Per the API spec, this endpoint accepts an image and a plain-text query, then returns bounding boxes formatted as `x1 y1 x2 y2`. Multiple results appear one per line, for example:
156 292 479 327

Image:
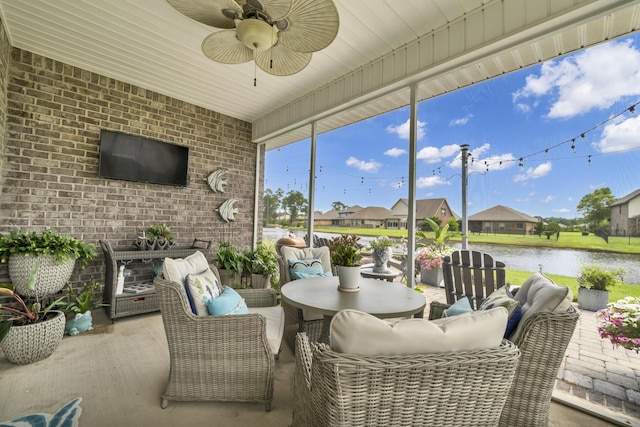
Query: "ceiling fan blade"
202 31 253 64
255 43 311 76
277 0 339 53
261 0 293 21
167 0 242 29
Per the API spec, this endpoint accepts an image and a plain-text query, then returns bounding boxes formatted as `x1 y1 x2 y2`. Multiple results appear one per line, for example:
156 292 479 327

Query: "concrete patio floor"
1 286 639 427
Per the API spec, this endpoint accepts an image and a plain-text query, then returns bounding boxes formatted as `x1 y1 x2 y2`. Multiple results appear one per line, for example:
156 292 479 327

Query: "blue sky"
265 33 640 219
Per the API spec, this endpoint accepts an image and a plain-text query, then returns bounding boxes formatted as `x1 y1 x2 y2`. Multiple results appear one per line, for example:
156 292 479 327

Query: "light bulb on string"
630 105 636 114
588 155 592 165
361 177 364 185
518 158 524 170
368 188 371 194
285 165 289 173
570 139 576 153
544 149 549 156
319 165 323 173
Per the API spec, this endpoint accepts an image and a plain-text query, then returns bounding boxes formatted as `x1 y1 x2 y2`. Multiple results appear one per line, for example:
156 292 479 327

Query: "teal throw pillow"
288 258 332 280
443 297 473 317
205 287 249 316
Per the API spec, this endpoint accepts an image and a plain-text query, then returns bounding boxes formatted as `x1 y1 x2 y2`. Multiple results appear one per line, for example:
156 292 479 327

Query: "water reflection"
263 228 640 284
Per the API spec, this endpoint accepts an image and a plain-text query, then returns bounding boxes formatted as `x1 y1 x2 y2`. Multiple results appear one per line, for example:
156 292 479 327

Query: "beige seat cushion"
330 307 508 356
249 306 285 355
510 272 573 342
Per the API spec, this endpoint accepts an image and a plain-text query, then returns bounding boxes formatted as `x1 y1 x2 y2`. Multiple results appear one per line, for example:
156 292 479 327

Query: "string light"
588 155 592 165
518 158 524 170
570 139 576 153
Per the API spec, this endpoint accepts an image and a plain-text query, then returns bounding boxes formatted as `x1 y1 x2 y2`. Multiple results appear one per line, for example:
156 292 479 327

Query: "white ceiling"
0 0 639 149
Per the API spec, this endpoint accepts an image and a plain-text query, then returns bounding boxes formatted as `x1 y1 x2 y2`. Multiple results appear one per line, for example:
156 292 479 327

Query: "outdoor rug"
0 397 81 427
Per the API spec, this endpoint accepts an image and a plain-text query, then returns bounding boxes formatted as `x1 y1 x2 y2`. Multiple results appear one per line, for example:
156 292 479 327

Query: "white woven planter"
578 287 609 311
8 254 76 297
251 273 272 289
0 310 65 364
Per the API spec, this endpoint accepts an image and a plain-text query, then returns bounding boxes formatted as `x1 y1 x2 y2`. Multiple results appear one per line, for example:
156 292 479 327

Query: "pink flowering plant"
415 244 454 271
596 297 640 353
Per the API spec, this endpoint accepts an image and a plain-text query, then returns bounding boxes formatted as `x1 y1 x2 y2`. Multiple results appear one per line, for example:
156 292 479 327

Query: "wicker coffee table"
281 276 426 343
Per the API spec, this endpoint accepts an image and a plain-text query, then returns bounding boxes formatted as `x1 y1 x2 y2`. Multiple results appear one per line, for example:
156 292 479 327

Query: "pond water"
263 227 640 284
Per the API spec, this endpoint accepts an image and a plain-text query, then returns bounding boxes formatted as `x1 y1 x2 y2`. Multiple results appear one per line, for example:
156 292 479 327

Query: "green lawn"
305 227 640 255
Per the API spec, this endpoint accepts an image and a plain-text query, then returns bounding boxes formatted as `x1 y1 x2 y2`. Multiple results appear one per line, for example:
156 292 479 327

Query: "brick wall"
0 19 9 196
0 43 262 286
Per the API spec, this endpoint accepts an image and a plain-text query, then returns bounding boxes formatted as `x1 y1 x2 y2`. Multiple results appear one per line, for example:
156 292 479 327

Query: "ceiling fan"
167 0 339 77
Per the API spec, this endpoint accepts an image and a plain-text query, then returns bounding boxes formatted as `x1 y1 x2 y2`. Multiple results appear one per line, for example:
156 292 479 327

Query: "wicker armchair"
154 275 278 411
278 246 332 350
499 306 579 427
293 333 520 427
428 276 579 427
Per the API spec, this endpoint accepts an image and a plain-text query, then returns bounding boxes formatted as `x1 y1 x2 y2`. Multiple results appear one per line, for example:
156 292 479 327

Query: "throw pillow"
205 286 249 316
186 268 224 316
163 251 210 313
288 258 333 280
330 308 508 356
443 296 473 317
505 305 523 338
479 286 520 318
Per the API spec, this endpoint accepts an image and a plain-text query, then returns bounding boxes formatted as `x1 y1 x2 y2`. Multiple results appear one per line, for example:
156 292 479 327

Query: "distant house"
610 189 640 236
388 198 458 230
314 205 391 228
468 205 539 235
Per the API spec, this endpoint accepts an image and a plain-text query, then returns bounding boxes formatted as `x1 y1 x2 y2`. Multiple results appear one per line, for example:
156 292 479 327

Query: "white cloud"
528 192 536 197
553 208 572 214
541 195 556 204
384 147 406 157
513 161 552 182
516 196 534 202
386 119 426 140
417 144 459 164
416 176 449 189
456 144 517 173
593 115 640 153
589 182 606 190
513 39 640 118
345 156 381 173
449 114 473 126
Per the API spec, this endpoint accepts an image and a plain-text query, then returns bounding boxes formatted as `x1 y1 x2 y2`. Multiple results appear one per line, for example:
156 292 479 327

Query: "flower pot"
372 247 393 274
337 265 360 292
65 310 94 336
0 310 65 364
578 287 609 311
217 269 235 288
9 254 75 297
251 273 272 289
420 267 444 287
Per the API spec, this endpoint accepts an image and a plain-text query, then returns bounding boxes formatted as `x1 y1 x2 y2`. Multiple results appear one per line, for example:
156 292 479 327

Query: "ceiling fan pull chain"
254 61 257 87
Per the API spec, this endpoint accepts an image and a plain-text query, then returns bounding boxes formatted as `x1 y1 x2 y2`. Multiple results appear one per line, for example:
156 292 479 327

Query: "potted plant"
246 241 278 289
59 281 107 336
596 296 640 353
577 263 625 311
215 242 247 287
327 234 364 292
0 228 97 297
369 236 394 274
414 218 456 287
0 274 66 364
135 223 175 250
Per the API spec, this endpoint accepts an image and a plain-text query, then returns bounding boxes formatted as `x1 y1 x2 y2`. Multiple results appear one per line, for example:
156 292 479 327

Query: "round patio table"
281 276 426 343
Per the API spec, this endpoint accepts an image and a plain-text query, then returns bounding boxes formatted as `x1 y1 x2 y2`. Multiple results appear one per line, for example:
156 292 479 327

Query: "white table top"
281 276 426 318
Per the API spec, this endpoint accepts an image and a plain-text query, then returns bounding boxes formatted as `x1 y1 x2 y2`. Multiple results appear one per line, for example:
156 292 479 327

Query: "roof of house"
393 198 459 220
468 205 539 223
611 189 640 207
346 206 393 220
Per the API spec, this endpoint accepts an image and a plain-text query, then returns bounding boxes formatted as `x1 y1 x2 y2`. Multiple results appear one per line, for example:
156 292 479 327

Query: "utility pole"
461 144 469 250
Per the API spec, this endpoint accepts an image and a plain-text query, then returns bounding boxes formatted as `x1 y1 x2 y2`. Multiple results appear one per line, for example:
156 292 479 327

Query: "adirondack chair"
441 250 506 310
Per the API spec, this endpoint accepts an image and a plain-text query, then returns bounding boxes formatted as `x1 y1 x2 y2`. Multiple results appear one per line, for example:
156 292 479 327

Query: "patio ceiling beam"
255 0 639 148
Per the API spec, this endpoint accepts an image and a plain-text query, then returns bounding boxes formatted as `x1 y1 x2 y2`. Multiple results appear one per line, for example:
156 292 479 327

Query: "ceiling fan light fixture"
236 18 276 51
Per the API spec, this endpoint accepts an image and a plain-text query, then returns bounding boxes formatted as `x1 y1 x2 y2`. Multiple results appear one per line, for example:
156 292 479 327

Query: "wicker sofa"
154 271 282 411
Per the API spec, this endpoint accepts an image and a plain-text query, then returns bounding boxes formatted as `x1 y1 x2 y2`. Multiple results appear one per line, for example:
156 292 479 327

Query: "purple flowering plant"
596 297 640 353
415 244 454 270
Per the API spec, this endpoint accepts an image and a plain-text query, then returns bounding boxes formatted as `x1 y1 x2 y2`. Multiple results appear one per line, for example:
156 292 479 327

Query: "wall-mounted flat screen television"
98 130 189 187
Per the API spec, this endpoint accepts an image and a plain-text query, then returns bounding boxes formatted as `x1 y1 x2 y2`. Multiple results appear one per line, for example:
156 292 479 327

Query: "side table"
360 267 400 282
